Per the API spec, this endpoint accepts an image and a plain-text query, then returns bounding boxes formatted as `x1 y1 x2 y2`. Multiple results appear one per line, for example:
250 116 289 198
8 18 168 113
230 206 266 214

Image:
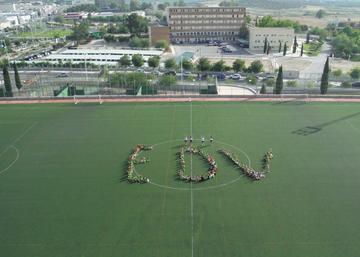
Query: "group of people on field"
184 136 214 145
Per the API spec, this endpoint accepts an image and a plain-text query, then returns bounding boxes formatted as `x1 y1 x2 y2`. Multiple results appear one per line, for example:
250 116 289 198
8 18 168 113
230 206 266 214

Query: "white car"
230 74 242 80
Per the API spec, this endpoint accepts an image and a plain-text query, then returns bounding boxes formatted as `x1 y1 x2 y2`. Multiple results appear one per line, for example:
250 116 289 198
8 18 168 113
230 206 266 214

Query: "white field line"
0 122 37 158
190 99 194 257
0 146 20 176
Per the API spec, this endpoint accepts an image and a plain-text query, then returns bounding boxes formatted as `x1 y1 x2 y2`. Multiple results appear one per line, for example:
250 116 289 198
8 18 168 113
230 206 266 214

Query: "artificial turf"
1 101 360 257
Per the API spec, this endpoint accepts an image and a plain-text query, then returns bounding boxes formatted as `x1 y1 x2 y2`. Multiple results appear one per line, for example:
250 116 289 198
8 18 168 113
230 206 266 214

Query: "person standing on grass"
201 136 205 145
190 136 193 143
210 136 214 144
184 136 188 144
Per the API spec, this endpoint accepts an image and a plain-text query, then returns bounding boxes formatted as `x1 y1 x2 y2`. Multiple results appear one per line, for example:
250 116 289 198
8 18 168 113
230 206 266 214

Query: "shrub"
246 74 257 85
341 81 352 88
286 80 298 87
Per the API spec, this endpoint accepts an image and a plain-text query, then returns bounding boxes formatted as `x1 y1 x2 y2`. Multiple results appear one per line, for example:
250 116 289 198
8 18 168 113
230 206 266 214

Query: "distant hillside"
217 0 360 9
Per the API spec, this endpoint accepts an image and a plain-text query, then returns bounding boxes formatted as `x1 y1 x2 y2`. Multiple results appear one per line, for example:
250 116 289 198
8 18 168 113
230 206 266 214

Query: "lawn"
1 101 360 257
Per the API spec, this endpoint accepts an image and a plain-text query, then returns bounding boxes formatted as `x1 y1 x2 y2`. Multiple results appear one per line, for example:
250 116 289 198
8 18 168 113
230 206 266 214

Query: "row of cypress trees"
263 36 304 57
1 60 22 97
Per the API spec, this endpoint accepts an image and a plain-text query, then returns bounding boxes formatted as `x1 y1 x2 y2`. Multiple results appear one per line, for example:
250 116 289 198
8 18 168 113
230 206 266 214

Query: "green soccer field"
1 101 360 257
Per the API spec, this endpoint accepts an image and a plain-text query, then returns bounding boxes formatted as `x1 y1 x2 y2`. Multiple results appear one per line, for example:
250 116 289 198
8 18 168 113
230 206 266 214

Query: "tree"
2 60 12 97
119 55 131 66
260 83 266 94
232 59 245 72
197 58 211 72
350 67 360 79
182 59 193 71
248 60 263 73
278 41 282 53
212 60 226 72
266 45 271 55
130 0 139 11
13 63 22 91
292 36 298 53
320 57 330 94
165 58 177 69
300 43 304 56
306 32 310 44
148 56 160 68
283 42 287 56
263 37 268 54
129 36 149 47
132 54 144 67
316 9 326 19
54 15 64 23
71 22 89 42
274 65 283 94
154 40 169 50
159 75 177 88
239 23 249 40
126 13 148 35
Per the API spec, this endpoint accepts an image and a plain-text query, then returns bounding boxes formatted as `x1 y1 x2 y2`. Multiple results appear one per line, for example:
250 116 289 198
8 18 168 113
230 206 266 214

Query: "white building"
33 48 164 66
249 27 294 52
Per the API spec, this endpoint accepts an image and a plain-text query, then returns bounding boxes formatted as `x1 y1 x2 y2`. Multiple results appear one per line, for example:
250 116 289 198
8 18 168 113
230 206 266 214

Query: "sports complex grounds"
1 96 360 257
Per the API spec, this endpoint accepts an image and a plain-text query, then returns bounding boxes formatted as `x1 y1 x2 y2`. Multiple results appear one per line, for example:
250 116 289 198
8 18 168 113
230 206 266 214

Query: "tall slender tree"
2 60 12 97
292 36 298 53
283 42 287 56
13 63 22 91
263 37 268 54
306 32 310 44
274 65 283 94
320 57 330 94
266 45 271 55
300 43 304 57
278 41 282 53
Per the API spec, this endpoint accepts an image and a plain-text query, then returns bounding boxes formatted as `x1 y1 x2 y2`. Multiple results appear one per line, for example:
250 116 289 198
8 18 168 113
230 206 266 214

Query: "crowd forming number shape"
125 144 274 184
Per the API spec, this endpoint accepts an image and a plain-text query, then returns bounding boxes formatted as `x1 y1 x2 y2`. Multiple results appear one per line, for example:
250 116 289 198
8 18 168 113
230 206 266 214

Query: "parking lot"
172 43 250 59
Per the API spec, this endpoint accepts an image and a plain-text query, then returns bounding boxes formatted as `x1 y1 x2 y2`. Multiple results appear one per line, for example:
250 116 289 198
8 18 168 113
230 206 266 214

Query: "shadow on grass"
292 111 360 136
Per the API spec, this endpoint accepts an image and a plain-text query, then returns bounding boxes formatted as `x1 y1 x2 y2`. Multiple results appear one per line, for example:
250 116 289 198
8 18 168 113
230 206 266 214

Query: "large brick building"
167 7 246 44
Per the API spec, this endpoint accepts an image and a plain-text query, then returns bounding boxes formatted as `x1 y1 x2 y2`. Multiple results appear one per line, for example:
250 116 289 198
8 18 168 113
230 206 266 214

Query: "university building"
167 7 246 44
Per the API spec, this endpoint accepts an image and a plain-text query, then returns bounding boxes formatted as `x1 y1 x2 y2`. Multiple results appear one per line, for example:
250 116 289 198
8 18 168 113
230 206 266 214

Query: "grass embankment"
18 29 72 38
304 41 323 56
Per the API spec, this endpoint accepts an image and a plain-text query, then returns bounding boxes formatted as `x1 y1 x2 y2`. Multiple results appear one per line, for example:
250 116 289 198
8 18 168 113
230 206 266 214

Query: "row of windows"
169 8 244 13
254 40 289 46
255 34 293 37
61 53 159 57
171 31 238 36
169 19 243 25
253 40 290 44
169 14 244 19
170 25 240 30
172 37 237 43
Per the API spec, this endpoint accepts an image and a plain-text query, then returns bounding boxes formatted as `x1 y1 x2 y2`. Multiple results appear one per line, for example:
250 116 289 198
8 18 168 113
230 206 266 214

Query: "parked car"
208 41 217 46
222 47 232 53
230 74 242 80
352 81 360 88
216 73 226 80
164 70 176 76
56 73 69 78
